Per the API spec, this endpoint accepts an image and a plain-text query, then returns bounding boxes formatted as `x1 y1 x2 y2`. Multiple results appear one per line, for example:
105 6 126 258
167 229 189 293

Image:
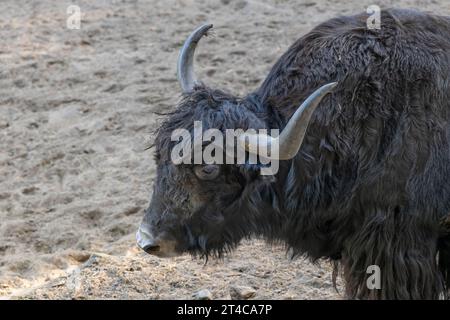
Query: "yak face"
136 88 270 258
137 158 259 258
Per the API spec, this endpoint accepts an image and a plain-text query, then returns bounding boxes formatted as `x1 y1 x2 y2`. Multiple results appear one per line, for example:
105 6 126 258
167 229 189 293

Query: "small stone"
229 286 256 300
298 275 314 284
68 250 92 263
51 278 67 288
194 289 212 300
0 121 9 129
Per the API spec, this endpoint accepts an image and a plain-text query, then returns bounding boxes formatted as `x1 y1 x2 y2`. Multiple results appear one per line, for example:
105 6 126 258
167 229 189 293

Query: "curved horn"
177 24 213 92
240 82 338 160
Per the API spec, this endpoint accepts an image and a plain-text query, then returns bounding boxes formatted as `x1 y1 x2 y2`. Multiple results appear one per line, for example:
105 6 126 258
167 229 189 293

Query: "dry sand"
1 0 449 299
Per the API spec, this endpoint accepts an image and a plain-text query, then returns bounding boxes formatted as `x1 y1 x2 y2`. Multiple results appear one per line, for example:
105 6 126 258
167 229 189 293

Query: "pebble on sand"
229 285 256 300
193 289 213 300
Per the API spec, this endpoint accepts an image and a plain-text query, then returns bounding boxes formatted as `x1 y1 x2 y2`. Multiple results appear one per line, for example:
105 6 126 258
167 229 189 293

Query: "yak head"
136 24 336 258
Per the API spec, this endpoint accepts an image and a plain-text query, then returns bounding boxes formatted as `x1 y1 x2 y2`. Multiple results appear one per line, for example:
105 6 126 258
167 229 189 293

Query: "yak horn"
177 24 213 92
240 82 338 160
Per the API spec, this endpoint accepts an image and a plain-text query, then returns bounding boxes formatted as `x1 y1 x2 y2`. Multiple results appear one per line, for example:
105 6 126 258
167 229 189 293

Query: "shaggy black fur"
144 9 450 299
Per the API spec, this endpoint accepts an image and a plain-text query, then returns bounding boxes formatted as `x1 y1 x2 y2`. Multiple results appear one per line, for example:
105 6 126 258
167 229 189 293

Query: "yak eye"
194 165 220 180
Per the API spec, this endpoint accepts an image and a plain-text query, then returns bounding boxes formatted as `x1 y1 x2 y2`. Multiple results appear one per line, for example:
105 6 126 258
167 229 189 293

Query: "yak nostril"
143 244 161 254
136 226 160 254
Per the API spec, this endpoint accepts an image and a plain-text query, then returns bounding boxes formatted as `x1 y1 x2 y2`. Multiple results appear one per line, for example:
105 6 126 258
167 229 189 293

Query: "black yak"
137 9 450 299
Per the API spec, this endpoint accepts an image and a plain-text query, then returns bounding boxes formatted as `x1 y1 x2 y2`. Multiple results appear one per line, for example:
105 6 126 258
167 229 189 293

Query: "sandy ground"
1 0 449 300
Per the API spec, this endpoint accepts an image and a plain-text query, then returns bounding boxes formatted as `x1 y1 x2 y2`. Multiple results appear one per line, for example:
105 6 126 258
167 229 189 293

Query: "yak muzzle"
136 224 180 258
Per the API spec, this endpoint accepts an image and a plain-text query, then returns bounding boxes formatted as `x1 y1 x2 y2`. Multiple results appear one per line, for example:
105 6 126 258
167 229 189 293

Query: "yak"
136 8 450 299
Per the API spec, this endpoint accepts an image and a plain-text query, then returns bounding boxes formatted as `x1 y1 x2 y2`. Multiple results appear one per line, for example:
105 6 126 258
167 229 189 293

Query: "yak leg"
341 211 444 299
